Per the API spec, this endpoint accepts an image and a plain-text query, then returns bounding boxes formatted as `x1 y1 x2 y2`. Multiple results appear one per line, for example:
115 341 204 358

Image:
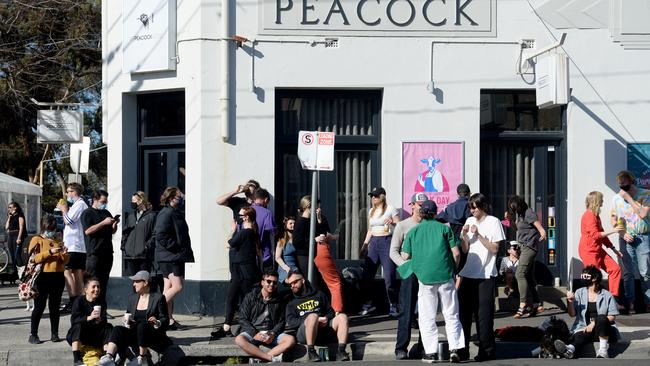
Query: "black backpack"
540 316 571 358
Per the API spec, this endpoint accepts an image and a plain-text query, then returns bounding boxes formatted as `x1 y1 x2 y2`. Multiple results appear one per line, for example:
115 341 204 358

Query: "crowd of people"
10 168 650 364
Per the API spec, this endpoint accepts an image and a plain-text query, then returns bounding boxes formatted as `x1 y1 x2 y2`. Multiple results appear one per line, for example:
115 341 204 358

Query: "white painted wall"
104 0 650 282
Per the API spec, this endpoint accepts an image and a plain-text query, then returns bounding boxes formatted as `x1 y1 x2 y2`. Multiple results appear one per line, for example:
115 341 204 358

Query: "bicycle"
0 243 10 273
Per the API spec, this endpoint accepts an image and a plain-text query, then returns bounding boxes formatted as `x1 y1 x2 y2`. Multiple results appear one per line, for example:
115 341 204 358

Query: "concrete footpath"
1 284 649 365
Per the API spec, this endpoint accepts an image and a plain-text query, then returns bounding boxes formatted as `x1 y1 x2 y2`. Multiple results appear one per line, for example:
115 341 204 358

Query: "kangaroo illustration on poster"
414 156 449 193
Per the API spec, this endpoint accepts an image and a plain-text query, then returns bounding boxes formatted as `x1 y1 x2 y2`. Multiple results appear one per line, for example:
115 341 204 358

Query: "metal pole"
307 170 318 283
76 150 81 183
39 161 44 187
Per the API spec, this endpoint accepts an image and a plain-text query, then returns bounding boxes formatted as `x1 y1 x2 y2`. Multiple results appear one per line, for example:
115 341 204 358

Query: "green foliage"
0 0 103 210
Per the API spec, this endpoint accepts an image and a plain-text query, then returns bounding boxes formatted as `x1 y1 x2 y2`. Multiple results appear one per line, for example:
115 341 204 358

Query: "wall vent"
324 38 339 48
521 39 536 49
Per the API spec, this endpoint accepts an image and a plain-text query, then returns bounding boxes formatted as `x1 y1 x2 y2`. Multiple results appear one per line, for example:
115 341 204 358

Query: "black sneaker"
422 353 439 363
336 350 350 361
28 335 41 344
51 333 62 343
450 349 460 363
395 350 408 360
553 339 574 359
210 326 233 339
307 348 321 362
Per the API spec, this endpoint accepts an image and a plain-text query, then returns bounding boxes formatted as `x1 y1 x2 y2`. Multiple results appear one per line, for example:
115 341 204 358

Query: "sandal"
529 303 545 317
513 306 531 319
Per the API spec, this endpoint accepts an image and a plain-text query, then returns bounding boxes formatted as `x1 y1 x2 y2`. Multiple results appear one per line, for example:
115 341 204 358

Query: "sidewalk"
1 284 649 365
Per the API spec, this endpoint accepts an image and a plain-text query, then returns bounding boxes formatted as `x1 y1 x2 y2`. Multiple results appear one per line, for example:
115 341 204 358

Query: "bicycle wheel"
0 248 9 273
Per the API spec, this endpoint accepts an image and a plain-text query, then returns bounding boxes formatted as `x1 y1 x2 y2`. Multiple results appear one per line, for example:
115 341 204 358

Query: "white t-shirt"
459 215 505 279
63 198 89 253
368 204 398 235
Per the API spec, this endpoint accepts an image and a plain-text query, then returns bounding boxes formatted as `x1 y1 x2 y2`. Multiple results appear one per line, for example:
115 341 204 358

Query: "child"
500 241 520 297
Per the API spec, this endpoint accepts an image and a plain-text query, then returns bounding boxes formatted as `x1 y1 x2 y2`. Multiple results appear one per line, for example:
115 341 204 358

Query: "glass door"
143 148 185 211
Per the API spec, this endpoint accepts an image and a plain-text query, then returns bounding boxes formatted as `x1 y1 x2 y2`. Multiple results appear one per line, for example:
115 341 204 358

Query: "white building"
103 0 650 313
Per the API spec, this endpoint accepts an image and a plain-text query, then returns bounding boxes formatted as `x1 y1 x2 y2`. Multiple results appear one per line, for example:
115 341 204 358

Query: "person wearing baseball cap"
96 270 173 366
359 187 401 317
390 192 427 359
400 199 464 363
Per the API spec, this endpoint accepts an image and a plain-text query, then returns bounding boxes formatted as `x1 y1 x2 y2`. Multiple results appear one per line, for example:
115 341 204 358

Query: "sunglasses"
264 279 278 286
580 273 592 280
288 278 303 286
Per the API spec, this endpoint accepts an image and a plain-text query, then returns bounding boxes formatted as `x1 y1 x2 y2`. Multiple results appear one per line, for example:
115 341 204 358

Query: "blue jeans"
395 273 421 353
363 235 399 306
620 233 650 305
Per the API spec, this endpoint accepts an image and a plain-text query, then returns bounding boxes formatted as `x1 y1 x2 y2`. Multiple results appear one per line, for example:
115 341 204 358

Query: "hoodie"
285 281 334 331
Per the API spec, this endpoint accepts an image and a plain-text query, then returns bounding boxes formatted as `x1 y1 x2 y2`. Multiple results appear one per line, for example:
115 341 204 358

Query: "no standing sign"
297 131 335 171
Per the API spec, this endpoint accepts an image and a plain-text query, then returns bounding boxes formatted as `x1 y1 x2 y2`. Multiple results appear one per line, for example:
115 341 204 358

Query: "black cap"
368 187 386 197
420 200 438 215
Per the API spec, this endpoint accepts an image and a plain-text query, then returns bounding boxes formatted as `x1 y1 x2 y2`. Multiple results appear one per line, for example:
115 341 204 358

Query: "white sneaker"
271 353 283 363
389 304 399 317
95 354 116 366
596 349 609 358
358 303 376 316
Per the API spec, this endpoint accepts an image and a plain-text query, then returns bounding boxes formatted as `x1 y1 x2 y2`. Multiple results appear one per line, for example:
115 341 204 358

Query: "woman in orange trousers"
579 191 624 297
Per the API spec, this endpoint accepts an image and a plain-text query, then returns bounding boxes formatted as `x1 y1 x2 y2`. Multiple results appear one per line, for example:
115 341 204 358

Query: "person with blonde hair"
580 191 624 302
359 187 401 317
122 191 157 276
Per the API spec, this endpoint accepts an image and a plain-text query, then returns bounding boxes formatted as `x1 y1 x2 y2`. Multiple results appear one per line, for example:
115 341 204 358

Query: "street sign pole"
307 169 318 284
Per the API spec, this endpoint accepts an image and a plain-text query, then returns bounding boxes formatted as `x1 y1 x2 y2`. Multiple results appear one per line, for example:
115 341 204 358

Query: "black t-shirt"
293 215 330 256
227 196 249 225
80 208 114 255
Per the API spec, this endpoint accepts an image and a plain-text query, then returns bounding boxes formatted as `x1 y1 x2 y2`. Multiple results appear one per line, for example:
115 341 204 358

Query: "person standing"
122 191 157 276
213 206 263 338
458 193 505 362
28 215 69 344
390 192 427 360
155 187 194 330
579 191 624 300
292 196 328 291
360 187 401 317
275 216 297 285
610 170 650 313
251 188 277 270
400 199 464 363
216 179 260 231
437 184 472 278
507 195 547 318
5 201 26 279
81 190 118 305
57 182 89 313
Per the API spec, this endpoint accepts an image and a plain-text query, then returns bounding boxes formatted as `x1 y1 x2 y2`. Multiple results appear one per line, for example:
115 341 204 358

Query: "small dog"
539 316 571 358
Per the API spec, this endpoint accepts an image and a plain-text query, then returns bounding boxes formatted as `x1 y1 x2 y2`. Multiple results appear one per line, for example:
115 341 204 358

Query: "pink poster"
402 142 464 214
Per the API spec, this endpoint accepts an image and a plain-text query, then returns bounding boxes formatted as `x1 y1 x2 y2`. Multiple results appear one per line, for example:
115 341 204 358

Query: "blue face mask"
97 203 107 210
67 197 75 204
43 231 56 239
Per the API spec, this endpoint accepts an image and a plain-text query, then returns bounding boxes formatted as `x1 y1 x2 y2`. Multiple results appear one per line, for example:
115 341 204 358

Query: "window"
275 89 382 259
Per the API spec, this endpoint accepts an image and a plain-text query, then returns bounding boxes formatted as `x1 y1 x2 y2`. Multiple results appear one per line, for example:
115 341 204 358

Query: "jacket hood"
292 280 318 299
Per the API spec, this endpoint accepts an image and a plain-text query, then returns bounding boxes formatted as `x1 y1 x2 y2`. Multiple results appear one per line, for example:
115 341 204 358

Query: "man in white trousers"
399 199 464 363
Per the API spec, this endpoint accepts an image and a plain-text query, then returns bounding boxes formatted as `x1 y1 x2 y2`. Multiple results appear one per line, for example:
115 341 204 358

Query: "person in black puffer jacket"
155 187 194 329
122 191 157 276
235 269 296 362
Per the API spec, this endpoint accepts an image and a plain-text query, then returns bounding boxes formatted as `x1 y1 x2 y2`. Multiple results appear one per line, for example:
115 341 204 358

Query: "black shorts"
65 252 87 270
158 262 185 278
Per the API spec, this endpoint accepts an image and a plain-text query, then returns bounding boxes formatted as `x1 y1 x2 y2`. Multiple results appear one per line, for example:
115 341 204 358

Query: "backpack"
539 316 571 358
17 244 43 301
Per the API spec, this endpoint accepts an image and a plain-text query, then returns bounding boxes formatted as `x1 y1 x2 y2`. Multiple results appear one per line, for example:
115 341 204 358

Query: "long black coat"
154 206 194 263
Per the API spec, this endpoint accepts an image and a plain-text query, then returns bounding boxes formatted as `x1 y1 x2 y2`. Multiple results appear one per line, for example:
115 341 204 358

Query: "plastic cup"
123 313 132 328
93 305 101 313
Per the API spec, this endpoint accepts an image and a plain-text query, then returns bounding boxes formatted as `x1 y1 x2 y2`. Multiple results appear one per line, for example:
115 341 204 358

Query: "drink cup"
123 313 133 328
93 305 101 314
58 198 67 206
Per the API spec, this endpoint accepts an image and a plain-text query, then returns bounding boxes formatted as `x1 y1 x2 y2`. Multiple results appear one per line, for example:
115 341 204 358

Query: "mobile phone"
113 214 121 221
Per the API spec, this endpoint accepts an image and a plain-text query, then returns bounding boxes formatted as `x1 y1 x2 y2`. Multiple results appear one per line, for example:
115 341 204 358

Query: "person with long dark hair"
122 191 157 276
212 206 262 338
506 195 547 318
5 201 26 280
27 215 69 344
275 216 297 284
457 193 505 362
554 265 620 359
155 187 194 330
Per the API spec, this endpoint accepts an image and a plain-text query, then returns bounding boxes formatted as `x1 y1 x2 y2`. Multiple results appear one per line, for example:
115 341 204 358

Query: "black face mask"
131 202 139 210
620 184 631 192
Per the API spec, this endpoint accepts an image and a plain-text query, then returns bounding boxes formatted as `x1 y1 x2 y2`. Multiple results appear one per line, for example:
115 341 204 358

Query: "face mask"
97 203 107 210
67 197 75 204
176 196 185 210
130 202 139 210
43 231 56 239
620 184 631 192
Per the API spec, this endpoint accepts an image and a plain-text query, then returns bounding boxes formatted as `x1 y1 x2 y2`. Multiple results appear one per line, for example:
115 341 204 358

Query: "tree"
0 0 103 207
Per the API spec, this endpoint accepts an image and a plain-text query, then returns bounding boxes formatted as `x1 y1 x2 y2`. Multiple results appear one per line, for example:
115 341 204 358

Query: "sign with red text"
298 131 335 171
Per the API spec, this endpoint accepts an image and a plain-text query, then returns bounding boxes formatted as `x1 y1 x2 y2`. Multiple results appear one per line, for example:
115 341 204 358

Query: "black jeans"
458 277 496 359
86 254 114 304
571 315 618 350
224 265 258 325
31 272 65 336
395 273 422 353
66 322 113 347
109 323 172 354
